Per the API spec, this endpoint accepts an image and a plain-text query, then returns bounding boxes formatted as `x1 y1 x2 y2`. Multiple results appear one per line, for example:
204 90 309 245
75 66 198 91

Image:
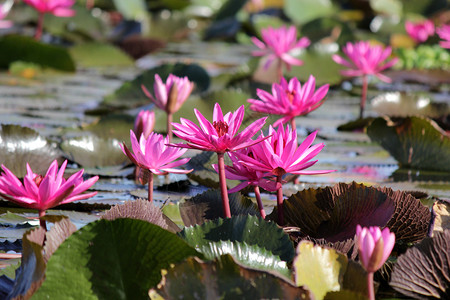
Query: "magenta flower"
332 41 398 118
142 74 194 141
405 20 435 43
0 160 98 229
0 1 13 29
235 125 335 224
252 25 310 80
121 130 192 202
23 0 75 40
248 75 329 129
436 24 450 49
356 225 395 300
134 110 155 140
172 103 268 218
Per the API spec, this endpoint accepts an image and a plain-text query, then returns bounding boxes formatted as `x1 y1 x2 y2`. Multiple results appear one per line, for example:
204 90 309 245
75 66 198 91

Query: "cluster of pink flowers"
405 20 435 43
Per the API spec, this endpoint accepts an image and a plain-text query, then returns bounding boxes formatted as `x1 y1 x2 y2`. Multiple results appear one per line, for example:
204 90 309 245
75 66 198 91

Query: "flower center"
286 89 296 103
273 167 286 177
213 121 229 137
34 175 44 187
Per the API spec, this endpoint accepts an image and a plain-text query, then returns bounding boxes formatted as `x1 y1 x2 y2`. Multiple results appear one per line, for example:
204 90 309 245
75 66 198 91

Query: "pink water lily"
142 74 194 141
0 0 13 29
172 103 268 218
134 109 155 140
248 75 329 129
23 0 76 40
437 24 450 49
405 19 435 43
252 25 310 80
0 160 98 229
121 130 192 202
332 41 398 118
235 125 335 224
356 225 395 300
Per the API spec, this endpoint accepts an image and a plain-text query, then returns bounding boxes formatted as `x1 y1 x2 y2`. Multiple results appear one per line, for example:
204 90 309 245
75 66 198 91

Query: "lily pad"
0 35 75 72
0 124 62 177
390 229 450 299
69 43 134 68
179 189 259 226
284 0 336 25
179 215 295 262
366 116 450 172
60 135 128 168
149 255 313 300
33 219 201 299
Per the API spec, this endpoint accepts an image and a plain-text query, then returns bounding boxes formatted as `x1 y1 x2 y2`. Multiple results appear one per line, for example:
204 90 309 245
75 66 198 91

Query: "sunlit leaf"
69 43 134 68
284 0 335 25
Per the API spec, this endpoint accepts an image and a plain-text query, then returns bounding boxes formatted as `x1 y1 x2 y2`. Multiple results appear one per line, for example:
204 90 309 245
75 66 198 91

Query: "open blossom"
134 110 155 140
332 41 398 83
251 25 310 71
142 74 194 115
23 0 76 17
436 24 450 49
248 75 329 128
356 225 395 273
171 103 267 153
121 130 192 176
0 160 98 212
235 125 335 177
405 20 435 43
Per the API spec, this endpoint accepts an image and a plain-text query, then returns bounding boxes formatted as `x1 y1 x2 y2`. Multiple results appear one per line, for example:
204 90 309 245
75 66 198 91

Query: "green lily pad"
284 0 336 25
366 116 450 172
0 35 75 72
370 0 403 17
294 241 368 300
0 212 33 226
179 215 295 262
69 43 134 68
149 255 313 300
0 124 62 177
301 17 356 45
60 135 129 168
33 219 201 299
81 113 135 142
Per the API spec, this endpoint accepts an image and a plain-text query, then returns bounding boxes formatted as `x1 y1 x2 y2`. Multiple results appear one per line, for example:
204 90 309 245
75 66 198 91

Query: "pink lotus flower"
356 225 395 300
252 25 310 80
172 103 268 218
0 160 98 228
248 75 329 129
437 24 450 49
0 1 13 29
121 130 192 202
405 20 435 43
171 103 267 154
235 125 335 224
332 41 398 118
142 74 194 141
134 110 155 140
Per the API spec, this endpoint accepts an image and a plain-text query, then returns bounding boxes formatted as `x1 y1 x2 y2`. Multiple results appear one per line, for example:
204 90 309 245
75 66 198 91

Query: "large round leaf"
179 215 295 262
69 43 134 68
284 0 335 25
33 219 201 300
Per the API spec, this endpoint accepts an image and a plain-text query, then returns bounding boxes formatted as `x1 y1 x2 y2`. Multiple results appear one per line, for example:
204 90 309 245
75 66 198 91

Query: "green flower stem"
35 12 45 41
253 185 266 219
276 175 284 225
217 152 231 218
360 74 368 119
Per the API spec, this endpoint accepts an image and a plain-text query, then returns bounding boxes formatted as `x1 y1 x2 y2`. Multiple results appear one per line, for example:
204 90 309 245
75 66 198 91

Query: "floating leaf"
0 35 75 72
0 124 62 177
69 43 134 68
179 189 259 227
60 135 128 168
82 113 135 142
370 0 403 17
366 116 450 172
0 212 33 226
179 215 295 262
33 219 200 299
390 229 450 299
294 241 368 300
42 217 77 262
149 255 312 300
284 0 335 25
198 240 291 279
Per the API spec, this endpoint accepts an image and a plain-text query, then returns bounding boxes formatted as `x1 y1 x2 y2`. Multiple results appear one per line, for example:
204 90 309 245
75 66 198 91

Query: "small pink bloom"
0 1 13 29
171 103 267 154
0 160 98 212
248 75 329 127
235 125 335 177
23 0 76 17
134 110 155 140
356 225 395 273
142 74 194 115
436 24 450 49
121 130 192 175
212 148 280 193
405 20 435 43
332 41 398 83
252 25 310 71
